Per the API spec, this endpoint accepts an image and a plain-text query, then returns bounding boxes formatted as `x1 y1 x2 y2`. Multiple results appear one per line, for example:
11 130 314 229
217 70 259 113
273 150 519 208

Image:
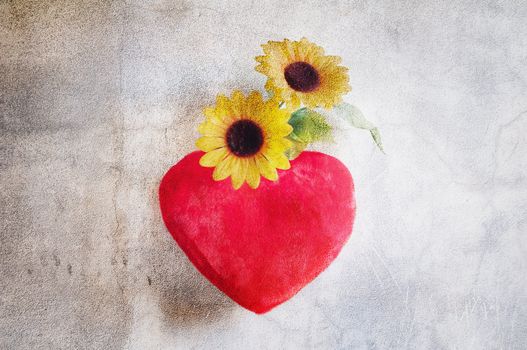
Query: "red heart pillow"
159 150 355 313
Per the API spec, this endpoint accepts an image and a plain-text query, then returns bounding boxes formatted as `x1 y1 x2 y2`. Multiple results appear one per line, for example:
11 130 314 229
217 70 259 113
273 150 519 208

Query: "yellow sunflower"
196 90 293 190
255 38 351 109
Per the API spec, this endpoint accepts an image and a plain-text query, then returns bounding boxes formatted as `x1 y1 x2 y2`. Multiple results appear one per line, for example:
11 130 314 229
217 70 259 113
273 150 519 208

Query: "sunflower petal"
216 94 230 109
263 150 290 170
212 154 235 181
255 154 278 181
230 157 247 190
245 158 261 189
230 90 246 116
203 107 216 118
266 138 293 153
198 121 226 137
246 91 264 116
199 147 228 167
265 122 293 138
203 107 232 127
196 136 225 152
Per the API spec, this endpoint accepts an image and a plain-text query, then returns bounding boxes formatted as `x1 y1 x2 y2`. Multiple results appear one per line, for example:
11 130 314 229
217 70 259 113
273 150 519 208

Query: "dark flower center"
226 119 264 157
284 61 320 92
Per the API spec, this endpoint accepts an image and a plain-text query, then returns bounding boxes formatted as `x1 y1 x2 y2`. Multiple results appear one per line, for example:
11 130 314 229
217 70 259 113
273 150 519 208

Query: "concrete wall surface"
1 0 526 349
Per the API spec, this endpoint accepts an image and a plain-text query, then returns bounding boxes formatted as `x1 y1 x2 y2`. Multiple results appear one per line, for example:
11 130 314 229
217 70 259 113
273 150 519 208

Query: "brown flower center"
226 119 264 157
284 61 320 92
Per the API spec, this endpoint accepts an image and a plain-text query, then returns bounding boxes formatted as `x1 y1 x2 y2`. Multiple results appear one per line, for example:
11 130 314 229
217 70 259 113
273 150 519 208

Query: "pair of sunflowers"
196 38 355 190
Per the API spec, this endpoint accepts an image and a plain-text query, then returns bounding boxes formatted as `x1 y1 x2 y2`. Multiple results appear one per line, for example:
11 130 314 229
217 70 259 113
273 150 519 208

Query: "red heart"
159 151 355 313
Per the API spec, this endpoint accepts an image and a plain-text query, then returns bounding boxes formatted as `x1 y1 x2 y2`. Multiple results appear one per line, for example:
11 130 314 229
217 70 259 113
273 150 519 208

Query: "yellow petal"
198 122 226 137
203 107 232 127
246 91 264 116
230 158 247 190
216 94 230 109
212 154 236 181
245 158 261 189
289 93 301 109
266 138 293 152
196 137 225 152
282 39 294 60
255 154 278 181
263 149 290 170
203 107 216 118
319 55 342 68
264 122 293 138
230 90 246 116
199 147 228 167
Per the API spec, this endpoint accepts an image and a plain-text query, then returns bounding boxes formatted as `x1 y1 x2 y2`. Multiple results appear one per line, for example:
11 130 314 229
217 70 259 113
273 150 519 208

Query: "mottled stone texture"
1 0 526 349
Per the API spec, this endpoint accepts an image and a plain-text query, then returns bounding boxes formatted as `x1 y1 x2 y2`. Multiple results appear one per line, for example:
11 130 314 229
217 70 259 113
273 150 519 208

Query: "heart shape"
159 151 355 313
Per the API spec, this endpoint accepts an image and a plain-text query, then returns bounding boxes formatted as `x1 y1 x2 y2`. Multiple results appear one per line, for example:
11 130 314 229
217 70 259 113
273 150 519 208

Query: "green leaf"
284 139 307 160
285 108 333 160
288 108 333 144
335 103 384 152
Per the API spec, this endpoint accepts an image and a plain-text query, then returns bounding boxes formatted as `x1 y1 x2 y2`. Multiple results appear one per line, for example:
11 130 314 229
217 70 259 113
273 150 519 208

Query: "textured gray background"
1 0 526 349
